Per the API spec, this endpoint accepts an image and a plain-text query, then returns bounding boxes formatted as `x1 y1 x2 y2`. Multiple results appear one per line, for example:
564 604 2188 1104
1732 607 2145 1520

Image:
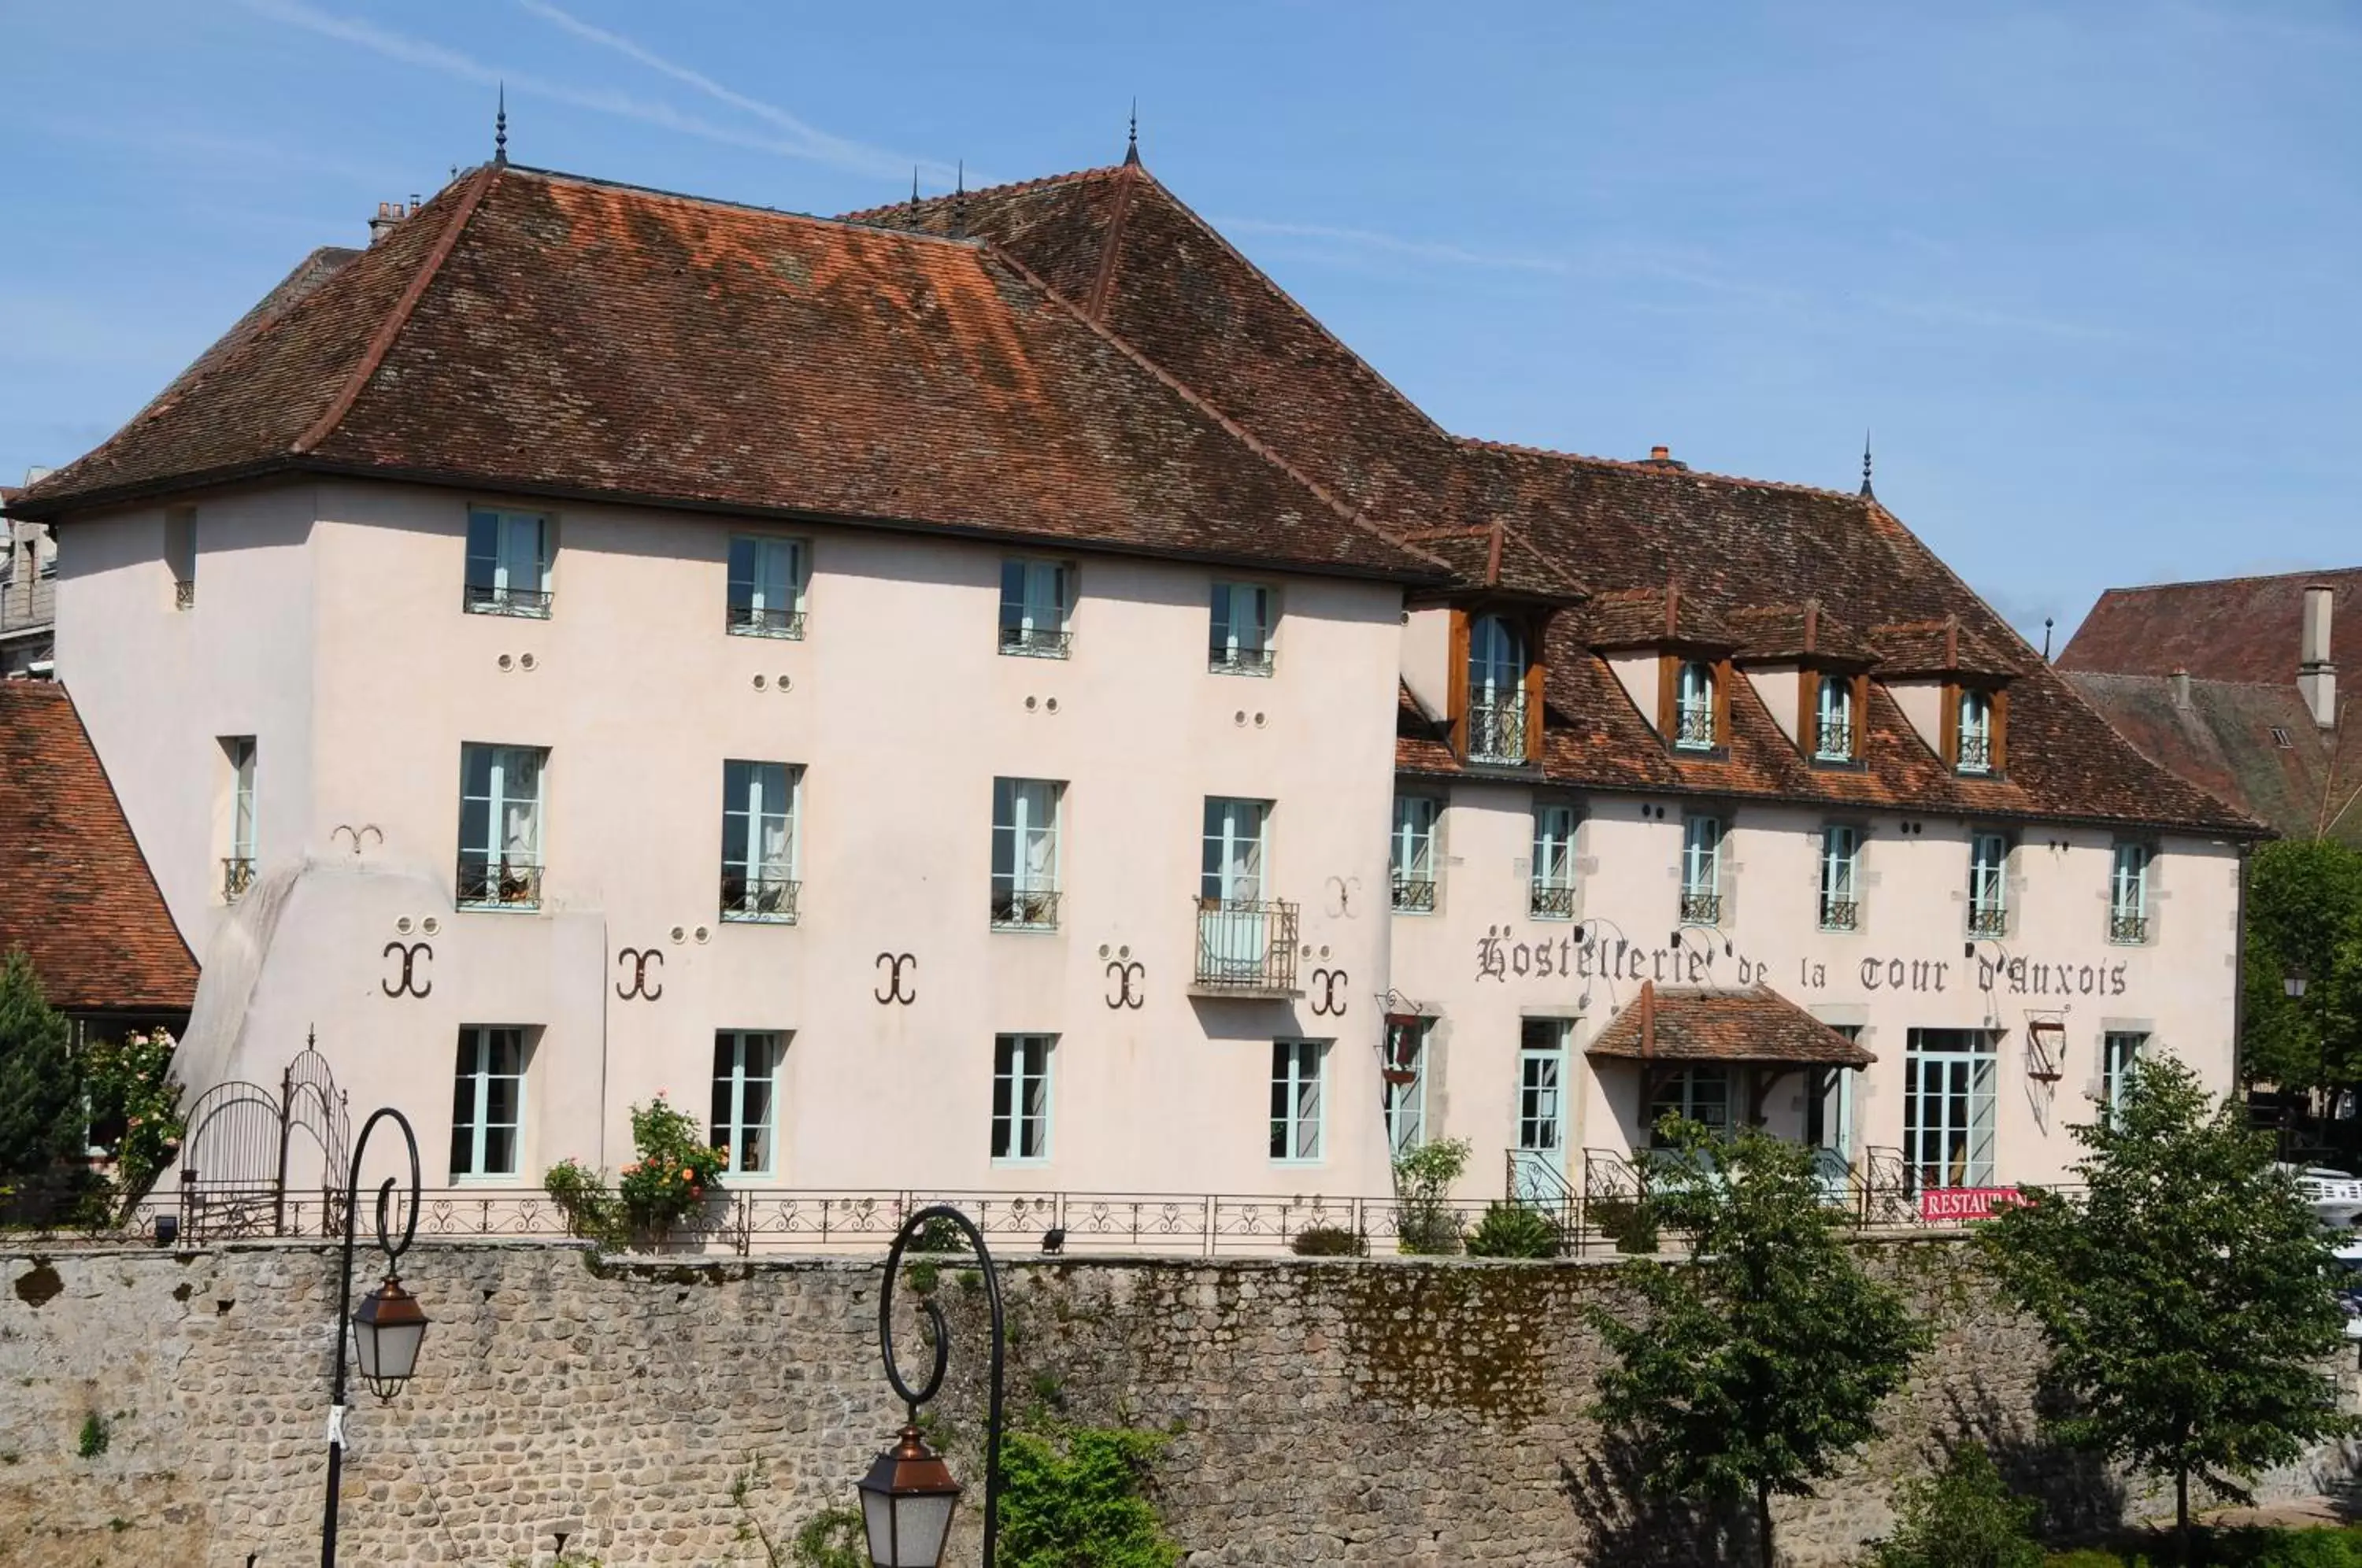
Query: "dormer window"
1466 614 1529 764
1813 675 1856 763
1674 661 1718 750
1956 690 1995 775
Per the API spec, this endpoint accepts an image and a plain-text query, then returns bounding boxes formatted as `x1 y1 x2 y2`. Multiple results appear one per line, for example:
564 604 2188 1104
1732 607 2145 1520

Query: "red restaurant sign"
1919 1187 2025 1223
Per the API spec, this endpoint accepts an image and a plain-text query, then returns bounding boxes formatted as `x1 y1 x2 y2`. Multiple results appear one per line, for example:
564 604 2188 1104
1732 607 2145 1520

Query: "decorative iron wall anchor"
615 948 665 1001
1104 960 1146 1009
1309 967 1349 1016
875 952 917 1005
379 941 432 999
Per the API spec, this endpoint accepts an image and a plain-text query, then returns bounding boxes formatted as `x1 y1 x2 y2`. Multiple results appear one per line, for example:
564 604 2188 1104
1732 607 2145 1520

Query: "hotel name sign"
1474 922 2131 1000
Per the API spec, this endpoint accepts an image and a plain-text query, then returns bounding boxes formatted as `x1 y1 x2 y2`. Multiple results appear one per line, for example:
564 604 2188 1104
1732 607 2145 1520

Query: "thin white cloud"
513 0 946 184
1213 216 1570 276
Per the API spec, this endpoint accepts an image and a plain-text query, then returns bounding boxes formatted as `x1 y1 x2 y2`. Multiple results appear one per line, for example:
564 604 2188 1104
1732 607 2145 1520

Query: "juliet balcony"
1191 898 1300 997
457 856 542 912
1466 696 1528 765
721 872 799 924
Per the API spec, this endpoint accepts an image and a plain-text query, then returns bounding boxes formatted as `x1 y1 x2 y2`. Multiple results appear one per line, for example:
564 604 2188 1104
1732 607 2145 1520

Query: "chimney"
2299 583 2337 730
1641 445 1690 472
2171 667 2191 708
368 200 408 246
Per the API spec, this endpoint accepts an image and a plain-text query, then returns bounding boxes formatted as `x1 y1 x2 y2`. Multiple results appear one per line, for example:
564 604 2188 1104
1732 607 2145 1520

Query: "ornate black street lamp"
860 1204 1005 1568
321 1108 429 1568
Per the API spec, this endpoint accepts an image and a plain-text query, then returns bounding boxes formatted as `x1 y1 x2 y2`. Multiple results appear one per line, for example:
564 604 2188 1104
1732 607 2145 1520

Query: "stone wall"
0 1239 2350 1566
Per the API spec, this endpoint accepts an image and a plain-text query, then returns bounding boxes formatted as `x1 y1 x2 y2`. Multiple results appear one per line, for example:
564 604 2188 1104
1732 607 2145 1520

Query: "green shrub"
1290 1224 1367 1257
1464 1202 1563 1258
906 1215 963 1253
616 1096 726 1241
1868 1444 2039 1568
80 1028 182 1211
1391 1137 1472 1256
542 1157 624 1245
1587 1194 1659 1253
790 1506 866 1568
998 1424 1181 1568
76 1412 108 1459
2243 1528 2362 1568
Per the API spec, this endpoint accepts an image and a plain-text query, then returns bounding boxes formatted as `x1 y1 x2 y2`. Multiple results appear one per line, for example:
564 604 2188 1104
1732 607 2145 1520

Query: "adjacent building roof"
1585 984 1876 1067
870 159 2253 834
10 165 1441 585
0 682 197 1015
2058 568 2362 683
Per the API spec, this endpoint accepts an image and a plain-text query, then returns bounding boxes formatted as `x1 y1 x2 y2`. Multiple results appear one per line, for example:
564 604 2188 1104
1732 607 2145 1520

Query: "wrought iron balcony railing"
1673 704 1717 750
173 579 196 611
1967 902 2007 939
222 856 256 904
1529 882 1577 919
2108 910 2149 945
1390 876 1435 913
1466 697 1528 764
463 583 553 619
1193 897 1300 993
1814 721 1854 761
727 605 805 639
998 624 1071 659
1819 896 1860 932
457 856 543 911
1957 734 1994 774
1208 645 1275 676
720 872 799 923
1679 889 1722 925
990 886 1061 930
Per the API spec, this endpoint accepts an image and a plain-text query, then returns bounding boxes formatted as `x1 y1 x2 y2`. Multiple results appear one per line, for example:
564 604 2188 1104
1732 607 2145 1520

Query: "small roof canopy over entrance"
1588 982 1874 1133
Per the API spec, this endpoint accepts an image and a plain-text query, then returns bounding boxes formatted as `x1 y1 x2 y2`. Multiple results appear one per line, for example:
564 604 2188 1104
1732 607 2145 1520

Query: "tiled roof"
0 682 196 1014
1398 520 1586 601
1869 616 2027 680
12 165 1441 584
1579 584 1739 650
893 161 2252 834
1723 602 1879 667
1586 983 1875 1067
2059 568 2362 683
2064 672 2362 846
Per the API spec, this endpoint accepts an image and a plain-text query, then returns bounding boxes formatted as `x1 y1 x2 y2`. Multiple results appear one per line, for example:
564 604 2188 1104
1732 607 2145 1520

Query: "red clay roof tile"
1586 984 1876 1066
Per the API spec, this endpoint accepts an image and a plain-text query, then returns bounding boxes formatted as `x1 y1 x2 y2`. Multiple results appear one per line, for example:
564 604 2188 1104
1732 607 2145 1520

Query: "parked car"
2284 1165 2362 1230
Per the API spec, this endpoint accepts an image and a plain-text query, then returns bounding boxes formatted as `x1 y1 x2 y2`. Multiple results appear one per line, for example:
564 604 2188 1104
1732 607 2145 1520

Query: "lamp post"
860 1204 1005 1568
321 1107 429 1568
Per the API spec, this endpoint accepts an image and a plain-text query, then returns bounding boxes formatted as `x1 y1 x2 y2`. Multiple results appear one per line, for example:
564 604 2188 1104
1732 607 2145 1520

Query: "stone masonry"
0 1239 2353 1566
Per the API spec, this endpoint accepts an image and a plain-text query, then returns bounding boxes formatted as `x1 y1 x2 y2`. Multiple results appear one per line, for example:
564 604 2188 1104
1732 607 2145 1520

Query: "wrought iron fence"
1465 697 1528 764
1673 704 1717 749
1207 645 1275 676
998 625 1071 658
173 579 195 610
1819 896 1859 932
462 583 553 618
1679 889 1722 925
2108 910 2149 945
457 856 543 911
1528 882 1577 919
1967 902 2008 939
1192 898 1300 993
727 604 805 638
990 887 1061 930
720 873 799 923
221 856 257 904
1957 733 1994 773
1814 721 1854 762
1390 876 1436 913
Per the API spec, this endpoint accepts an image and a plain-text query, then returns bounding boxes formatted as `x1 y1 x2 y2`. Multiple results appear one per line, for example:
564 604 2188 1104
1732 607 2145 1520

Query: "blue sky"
5 2 2355 645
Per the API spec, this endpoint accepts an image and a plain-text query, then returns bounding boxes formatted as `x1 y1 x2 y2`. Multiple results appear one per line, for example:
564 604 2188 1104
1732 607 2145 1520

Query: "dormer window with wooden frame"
1726 601 1879 769
1451 610 1543 767
1947 686 2005 776
1809 673 1869 765
1655 655 1731 755
1869 615 2021 778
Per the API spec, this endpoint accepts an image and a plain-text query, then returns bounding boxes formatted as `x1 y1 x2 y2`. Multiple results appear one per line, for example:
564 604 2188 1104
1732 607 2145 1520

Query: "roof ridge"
2091 566 2362 596
1454 434 1874 505
512 163 992 252
1082 161 1142 321
293 161 500 455
974 236 1453 579
838 165 1125 224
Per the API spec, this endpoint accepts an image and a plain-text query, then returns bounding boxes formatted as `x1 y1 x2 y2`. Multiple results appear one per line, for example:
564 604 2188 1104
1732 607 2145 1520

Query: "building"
1 470 59 677
0 680 196 1038
4 147 2259 1218
2060 569 2360 847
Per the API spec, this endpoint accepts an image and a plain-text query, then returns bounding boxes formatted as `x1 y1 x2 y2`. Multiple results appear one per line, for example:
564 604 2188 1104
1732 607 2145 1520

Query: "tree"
2239 838 2362 1096
0 948 81 1189
1977 1052 2355 1566
1588 1121 1929 1568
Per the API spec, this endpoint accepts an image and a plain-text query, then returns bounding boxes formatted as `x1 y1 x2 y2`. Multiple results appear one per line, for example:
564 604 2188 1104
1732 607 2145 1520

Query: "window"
992 1034 1053 1162
1270 1040 1325 1161
1466 614 1527 763
464 507 553 617
1209 582 1275 675
1956 689 1994 774
1649 1066 1730 1143
991 778 1062 928
1382 1017 1429 1155
165 505 196 608
710 1031 781 1175
2101 1031 2146 1126
1519 1019 1568 1159
727 536 805 638
2109 842 2151 944
721 761 799 923
2271 726 2295 749
1818 824 1860 931
450 1026 525 1179
998 559 1071 657
1680 815 1723 925
1967 832 2008 937
457 744 546 909
1201 797 1268 905
1674 660 1717 750
1199 798 1284 989
1814 675 1855 762
222 736 257 904
1390 797 1438 912
1531 804 1579 919
1904 1029 1997 1189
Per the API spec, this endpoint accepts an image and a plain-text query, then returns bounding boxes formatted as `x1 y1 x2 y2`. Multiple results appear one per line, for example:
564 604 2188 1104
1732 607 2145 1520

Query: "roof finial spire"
1124 98 1140 166
494 81 509 165
907 165 920 227
1859 427 1874 498
952 160 967 238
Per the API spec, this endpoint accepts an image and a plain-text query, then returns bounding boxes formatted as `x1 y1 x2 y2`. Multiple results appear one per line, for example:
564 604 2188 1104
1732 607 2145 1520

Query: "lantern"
350 1275 429 1401
856 1424 961 1567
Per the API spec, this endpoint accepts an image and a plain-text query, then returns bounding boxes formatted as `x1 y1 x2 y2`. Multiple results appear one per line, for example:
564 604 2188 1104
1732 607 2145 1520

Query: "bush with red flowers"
616 1095 727 1241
